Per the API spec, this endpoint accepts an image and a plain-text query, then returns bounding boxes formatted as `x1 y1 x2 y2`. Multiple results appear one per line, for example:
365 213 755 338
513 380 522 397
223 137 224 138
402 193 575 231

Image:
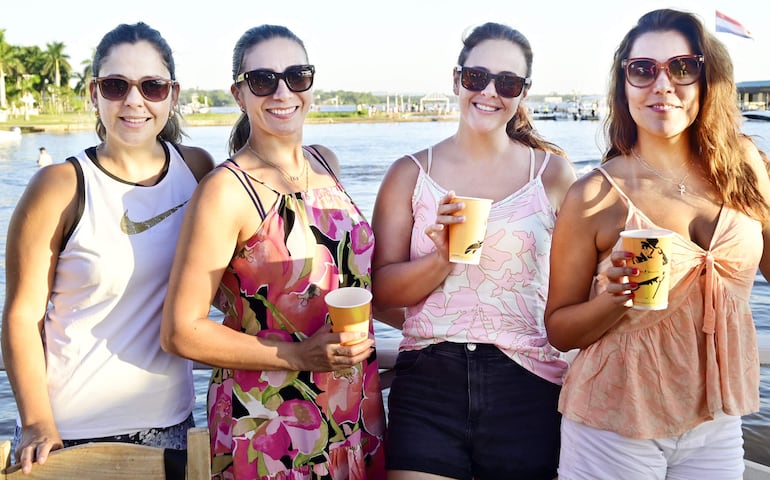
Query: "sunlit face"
231 37 311 139
454 39 528 134
624 30 700 142
89 40 178 147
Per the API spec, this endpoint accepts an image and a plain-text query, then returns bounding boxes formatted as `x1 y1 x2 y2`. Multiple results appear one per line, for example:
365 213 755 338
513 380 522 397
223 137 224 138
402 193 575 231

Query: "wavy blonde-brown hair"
604 9 769 222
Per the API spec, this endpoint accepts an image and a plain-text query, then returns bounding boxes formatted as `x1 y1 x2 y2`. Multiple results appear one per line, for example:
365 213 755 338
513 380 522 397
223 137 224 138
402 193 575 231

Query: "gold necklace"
633 149 690 195
247 143 309 192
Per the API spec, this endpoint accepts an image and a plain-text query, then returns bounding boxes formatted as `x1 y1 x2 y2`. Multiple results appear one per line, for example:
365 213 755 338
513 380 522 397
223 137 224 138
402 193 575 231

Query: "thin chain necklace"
247 143 309 192
633 149 690 195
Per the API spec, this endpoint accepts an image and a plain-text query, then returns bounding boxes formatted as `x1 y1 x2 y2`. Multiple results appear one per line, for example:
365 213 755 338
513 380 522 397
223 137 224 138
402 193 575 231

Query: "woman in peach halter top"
545 9 770 480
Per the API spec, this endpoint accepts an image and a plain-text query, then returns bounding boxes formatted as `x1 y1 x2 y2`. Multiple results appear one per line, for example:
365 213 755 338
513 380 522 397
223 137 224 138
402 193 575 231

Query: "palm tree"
72 62 93 111
0 30 14 109
41 41 71 88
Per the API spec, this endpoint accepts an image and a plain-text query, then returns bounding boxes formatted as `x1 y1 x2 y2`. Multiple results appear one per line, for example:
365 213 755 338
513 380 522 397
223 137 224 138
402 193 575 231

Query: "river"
0 118 768 464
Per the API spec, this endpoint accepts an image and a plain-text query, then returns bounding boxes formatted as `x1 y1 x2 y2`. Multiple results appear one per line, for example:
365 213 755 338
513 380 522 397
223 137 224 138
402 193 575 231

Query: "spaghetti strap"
595 166 632 206
534 149 551 180
219 159 268 220
404 153 425 172
304 145 343 187
426 146 433 174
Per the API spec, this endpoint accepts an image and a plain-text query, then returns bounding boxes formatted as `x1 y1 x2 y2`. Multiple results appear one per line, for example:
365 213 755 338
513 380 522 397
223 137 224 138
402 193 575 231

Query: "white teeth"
271 107 295 115
475 103 497 112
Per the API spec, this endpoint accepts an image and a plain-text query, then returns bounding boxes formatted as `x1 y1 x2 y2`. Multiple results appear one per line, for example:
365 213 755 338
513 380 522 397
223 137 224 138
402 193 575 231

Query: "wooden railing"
1 334 769 479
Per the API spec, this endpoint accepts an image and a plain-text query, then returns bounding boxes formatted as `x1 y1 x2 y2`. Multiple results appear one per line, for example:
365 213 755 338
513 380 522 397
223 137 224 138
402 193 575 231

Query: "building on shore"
737 80 770 111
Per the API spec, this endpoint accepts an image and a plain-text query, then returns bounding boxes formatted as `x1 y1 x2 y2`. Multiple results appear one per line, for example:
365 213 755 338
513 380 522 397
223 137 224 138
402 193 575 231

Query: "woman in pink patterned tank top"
372 22 576 480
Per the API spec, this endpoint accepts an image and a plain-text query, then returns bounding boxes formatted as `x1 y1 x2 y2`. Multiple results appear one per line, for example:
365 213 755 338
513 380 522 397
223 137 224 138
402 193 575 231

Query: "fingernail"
630 268 639 275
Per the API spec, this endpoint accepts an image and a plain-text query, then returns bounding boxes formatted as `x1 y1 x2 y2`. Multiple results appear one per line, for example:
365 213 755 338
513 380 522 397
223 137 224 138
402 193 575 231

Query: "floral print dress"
209 149 386 479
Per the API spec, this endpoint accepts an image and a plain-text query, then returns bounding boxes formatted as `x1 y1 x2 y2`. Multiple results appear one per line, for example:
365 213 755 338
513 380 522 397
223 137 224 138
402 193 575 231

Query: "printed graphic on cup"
448 196 493 265
324 287 372 345
620 229 675 310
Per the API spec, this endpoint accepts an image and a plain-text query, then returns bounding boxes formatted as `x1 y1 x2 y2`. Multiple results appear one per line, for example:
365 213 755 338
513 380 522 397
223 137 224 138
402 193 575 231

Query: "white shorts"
558 414 744 480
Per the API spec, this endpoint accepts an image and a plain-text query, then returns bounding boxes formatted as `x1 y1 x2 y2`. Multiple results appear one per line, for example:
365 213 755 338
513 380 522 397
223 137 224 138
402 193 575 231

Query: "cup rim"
324 287 372 308
451 195 493 203
619 228 675 238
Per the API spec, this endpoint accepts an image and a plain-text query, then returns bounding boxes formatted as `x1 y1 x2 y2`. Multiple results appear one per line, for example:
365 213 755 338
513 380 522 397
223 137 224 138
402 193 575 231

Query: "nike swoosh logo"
120 202 187 235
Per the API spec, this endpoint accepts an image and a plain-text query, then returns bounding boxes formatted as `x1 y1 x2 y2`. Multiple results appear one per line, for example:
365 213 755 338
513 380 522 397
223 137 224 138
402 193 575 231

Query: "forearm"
372 250 453 309
2 320 56 429
546 293 628 351
163 314 305 371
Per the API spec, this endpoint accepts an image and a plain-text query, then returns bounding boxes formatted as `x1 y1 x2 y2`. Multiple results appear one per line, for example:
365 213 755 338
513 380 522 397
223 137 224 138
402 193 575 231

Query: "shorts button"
466 343 477 351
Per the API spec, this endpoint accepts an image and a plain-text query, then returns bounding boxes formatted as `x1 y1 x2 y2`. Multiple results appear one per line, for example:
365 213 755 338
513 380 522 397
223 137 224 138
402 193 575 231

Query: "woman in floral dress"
161 24 386 479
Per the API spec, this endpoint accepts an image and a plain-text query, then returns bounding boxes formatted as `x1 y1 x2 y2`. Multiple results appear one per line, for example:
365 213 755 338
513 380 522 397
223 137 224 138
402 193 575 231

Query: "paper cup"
620 229 675 310
324 287 372 345
448 196 493 264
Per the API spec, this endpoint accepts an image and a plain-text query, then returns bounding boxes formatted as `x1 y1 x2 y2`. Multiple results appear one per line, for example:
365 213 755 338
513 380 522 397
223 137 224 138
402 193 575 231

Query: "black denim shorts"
385 342 561 480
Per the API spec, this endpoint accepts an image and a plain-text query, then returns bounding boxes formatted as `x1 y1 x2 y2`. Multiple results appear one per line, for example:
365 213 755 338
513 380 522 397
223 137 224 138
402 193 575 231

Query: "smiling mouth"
269 106 298 115
473 103 499 112
649 104 680 111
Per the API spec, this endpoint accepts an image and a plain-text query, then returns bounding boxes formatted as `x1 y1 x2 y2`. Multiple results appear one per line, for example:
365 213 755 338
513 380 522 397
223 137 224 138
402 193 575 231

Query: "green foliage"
307 110 366 119
314 90 391 106
179 88 236 107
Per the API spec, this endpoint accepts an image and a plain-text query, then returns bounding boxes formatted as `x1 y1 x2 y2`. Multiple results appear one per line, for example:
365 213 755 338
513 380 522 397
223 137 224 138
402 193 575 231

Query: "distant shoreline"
1 112 459 133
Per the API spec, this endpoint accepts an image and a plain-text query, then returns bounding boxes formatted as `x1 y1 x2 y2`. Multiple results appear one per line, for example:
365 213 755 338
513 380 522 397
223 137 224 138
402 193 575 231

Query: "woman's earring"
95 110 100 119
169 110 175 119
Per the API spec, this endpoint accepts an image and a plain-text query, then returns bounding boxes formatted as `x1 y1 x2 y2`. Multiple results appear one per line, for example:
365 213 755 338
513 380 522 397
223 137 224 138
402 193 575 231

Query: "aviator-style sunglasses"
94 76 177 102
622 54 704 88
235 65 315 97
455 66 531 98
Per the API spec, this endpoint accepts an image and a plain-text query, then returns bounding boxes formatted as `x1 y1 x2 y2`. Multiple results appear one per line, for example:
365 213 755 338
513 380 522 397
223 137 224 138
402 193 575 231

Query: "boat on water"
0 127 21 143
743 110 770 121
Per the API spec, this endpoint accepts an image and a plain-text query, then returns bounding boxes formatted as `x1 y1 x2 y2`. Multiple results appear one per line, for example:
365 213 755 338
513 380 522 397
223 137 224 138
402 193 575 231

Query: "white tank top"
45 142 196 439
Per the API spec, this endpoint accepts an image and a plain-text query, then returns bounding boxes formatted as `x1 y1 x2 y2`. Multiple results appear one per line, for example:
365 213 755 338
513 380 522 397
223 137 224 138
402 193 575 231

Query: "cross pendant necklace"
633 150 690 196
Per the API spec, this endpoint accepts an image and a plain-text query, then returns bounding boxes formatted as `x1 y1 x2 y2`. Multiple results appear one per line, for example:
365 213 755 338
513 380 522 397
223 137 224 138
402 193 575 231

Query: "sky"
2 0 768 97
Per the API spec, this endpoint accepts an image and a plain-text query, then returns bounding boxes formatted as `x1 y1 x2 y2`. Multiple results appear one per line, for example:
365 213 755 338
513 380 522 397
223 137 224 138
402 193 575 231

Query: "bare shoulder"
542 151 577 182
307 144 340 174
28 160 78 200
382 152 423 186
562 167 617 213
176 144 216 182
12 161 79 234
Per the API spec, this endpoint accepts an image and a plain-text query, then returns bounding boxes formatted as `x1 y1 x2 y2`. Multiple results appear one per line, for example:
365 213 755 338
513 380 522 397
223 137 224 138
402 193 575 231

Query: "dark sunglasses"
622 54 704 88
455 66 531 98
235 65 315 97
94 76 177 102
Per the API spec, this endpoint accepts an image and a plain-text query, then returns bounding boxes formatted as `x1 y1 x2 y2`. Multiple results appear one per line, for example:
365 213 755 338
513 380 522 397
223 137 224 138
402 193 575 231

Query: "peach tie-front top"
558 167 763 439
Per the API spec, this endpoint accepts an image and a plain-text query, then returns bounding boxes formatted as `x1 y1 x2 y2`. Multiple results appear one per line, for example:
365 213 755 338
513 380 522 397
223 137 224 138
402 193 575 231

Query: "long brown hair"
604 8 769 221
457 22 566 157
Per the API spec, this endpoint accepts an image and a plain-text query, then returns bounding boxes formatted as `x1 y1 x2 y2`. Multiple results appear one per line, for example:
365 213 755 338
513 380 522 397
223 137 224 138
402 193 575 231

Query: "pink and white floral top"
401 147 568 385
